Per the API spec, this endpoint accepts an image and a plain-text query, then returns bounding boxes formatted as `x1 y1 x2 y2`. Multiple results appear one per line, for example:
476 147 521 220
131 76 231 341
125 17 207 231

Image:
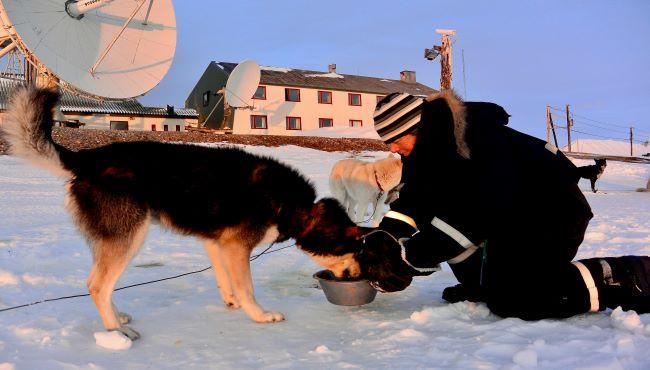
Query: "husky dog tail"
1 85 72 179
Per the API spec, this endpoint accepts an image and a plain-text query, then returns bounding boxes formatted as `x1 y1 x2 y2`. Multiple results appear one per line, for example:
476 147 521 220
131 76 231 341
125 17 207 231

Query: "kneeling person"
360 91 650 319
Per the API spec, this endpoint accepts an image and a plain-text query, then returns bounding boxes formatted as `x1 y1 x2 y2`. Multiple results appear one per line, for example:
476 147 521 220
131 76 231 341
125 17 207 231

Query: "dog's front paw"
113 326 140 341
253 311 285 323
118 312 132 325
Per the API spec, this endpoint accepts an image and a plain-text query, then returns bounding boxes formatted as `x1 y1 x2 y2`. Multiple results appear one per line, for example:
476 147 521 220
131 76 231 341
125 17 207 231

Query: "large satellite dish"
225 60 261 108
0 0 177 99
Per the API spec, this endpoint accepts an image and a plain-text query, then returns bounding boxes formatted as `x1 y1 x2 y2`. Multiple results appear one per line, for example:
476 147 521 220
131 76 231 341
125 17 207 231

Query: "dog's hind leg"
218 228 284 323
87 219 149 340
203 239 240 309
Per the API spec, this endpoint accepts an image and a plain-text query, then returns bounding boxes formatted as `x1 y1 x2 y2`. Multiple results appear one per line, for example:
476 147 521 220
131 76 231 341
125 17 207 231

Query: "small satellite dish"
225 60 261 108
0 0 177 99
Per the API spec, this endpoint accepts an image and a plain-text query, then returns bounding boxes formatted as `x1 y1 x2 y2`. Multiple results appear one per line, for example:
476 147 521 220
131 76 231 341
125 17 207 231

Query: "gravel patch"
0 127 388 155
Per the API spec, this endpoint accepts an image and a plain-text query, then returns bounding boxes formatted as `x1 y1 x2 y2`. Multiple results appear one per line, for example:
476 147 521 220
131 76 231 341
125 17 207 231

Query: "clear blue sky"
139 0 650 144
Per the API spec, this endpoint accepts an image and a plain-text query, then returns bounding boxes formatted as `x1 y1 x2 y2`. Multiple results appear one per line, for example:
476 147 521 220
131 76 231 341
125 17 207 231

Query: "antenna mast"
424 29 456 91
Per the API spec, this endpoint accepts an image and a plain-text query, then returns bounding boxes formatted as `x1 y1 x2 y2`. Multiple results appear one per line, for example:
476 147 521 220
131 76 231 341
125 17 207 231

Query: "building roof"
0 78 197 118
213 62 438 97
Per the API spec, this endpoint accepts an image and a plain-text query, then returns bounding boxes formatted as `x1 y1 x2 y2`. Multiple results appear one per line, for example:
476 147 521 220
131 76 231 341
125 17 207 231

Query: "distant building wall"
232 85 383 135
0 111 197 131
62 113 196 131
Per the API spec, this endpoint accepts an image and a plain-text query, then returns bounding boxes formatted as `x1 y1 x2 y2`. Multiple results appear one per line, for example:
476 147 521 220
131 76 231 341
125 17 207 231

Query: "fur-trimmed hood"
424 90 470 159
421 90 511 160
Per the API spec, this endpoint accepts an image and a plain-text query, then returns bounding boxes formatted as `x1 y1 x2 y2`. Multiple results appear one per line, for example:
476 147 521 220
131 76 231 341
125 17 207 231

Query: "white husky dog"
329 156 403 225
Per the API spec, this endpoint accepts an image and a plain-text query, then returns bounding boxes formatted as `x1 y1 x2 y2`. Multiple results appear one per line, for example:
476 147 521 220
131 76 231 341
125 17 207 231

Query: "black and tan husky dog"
1 86 366 341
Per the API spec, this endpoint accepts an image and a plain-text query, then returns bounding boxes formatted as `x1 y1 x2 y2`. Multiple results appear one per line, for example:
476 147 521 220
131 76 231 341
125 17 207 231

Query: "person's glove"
357 229 414 292
441 283 484 303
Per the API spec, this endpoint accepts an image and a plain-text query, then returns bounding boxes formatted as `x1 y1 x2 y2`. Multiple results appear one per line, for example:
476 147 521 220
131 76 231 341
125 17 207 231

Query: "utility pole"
546 106 551 143
566 104 573 152
546 105 558 147
438 29 455 90
424 29 456 91
630 127 634 156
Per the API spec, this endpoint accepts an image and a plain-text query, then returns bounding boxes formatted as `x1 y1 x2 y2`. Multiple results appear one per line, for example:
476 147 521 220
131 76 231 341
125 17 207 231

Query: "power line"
0 242 295 313
550 106 650 136
571 119 630 135
571 112 632 130
569 129 648 144
571 129 626 140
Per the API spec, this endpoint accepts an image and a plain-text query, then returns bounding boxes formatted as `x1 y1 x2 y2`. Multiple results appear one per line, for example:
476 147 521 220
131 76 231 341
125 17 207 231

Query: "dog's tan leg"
203 239 240 309
88 246 138 339
87 220 148 340
218 236 284 323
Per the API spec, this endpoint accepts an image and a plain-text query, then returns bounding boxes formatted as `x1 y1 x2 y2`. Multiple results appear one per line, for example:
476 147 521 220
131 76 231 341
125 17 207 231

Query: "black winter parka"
381 91 594 319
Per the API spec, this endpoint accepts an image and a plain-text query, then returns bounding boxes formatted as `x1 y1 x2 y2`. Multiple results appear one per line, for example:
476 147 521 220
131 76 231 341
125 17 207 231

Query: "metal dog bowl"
313 270 377 306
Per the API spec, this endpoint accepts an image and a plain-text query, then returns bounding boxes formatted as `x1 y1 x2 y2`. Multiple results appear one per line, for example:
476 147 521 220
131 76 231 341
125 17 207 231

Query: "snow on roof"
304 73 345 79
563 139 650 158
260 66 292 73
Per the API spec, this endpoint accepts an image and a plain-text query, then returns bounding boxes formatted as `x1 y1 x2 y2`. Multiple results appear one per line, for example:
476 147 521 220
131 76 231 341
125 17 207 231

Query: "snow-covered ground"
0 145 649 369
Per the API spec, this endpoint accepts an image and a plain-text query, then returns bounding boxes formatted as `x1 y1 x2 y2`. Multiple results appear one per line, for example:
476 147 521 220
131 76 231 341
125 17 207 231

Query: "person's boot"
575 256 650 313
443 250 485 303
